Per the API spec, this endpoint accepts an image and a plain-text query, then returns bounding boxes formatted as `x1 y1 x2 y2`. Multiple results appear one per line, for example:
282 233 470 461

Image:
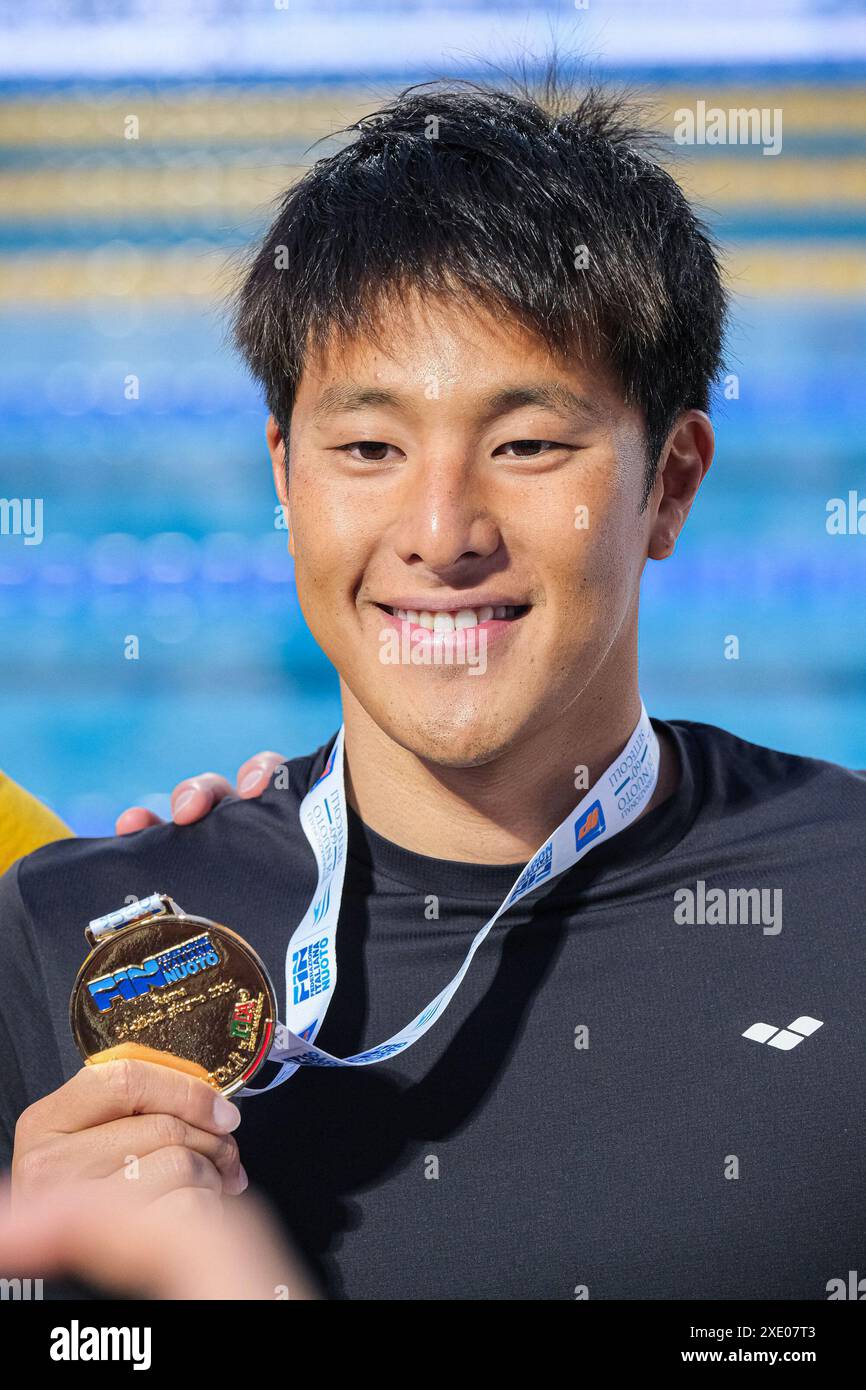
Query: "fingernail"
235 1164 249 1194
239 770 261 794
174 789 196 815
213 1096 241 1132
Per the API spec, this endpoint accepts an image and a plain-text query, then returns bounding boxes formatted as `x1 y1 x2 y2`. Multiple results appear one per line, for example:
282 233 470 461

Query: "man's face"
275 294 662 767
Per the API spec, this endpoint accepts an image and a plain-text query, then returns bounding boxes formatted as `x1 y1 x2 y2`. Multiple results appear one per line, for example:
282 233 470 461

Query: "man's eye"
494 439 564 458
343 441 397 462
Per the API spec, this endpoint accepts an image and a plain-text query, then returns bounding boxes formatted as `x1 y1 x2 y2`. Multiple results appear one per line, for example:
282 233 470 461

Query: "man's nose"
391 458 502 571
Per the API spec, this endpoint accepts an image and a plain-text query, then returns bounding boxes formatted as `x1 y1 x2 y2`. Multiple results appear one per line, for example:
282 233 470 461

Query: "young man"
2 78 864 1302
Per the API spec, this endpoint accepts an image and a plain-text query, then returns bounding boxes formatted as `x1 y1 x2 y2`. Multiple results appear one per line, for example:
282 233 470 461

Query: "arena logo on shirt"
86 933 220 1012
292 938 331 1003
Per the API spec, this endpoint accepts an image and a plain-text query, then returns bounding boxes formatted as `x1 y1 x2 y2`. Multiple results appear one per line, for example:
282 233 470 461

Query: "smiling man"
1 77 865 1302
269 295 689 863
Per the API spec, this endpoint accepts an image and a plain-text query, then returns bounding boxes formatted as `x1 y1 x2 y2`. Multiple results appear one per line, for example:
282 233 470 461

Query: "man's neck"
339 683 680 865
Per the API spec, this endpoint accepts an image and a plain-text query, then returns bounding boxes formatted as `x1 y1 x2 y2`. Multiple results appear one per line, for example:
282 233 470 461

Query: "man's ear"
648 410 714 561
266 415 294 557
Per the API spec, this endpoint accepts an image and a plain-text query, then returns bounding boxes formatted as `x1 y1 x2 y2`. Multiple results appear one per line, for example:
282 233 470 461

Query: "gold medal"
69 894 278 1096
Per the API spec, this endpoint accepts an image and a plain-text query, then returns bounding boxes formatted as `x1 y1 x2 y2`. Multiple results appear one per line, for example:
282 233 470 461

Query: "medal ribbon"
238 702 659 1094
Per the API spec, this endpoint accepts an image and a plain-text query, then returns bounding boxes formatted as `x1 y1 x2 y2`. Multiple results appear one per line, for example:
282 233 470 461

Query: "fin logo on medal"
86 933 220 1012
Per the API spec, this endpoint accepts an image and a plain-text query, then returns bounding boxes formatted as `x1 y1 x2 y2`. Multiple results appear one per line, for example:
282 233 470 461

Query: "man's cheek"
559 530 633 632
290 554 340 640
579 495 636 572
565 512 619 579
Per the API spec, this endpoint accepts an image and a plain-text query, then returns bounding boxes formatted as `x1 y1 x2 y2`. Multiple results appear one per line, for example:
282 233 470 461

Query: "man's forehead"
295 291 620 422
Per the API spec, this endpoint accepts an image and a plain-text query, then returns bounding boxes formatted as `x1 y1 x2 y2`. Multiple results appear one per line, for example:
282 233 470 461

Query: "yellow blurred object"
0 769 73 876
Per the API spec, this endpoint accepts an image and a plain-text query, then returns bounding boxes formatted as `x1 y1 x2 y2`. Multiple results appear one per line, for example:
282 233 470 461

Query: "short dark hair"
233 71 728 505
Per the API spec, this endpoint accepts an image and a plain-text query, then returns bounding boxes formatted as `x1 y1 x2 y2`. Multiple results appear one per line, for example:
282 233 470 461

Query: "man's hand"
115 751 286 835
12 1058 246 1216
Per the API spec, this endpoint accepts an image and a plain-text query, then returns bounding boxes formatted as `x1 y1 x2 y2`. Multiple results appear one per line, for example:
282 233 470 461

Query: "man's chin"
379 704 531 770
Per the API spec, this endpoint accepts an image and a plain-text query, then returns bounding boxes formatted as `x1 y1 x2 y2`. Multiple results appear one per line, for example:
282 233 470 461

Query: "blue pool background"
0 0 864 833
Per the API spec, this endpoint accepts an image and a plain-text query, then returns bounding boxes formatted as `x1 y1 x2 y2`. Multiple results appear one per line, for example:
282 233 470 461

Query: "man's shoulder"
669 716 866 836
13 816 206 922
674 717 866 785
5 739 332 936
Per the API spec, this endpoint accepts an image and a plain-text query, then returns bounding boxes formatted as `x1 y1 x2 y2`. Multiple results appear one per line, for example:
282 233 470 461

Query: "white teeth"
389 603 524 625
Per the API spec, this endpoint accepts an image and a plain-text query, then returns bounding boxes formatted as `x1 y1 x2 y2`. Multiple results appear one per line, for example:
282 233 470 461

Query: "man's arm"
0 860 65 1169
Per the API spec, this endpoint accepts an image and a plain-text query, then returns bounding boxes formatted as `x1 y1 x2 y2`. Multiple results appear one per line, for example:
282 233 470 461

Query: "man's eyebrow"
311 385 402 420
480 384 603 422
310 381 604 422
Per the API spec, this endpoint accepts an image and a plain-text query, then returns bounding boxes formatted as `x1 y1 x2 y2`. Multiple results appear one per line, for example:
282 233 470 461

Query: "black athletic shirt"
1 718 865 1301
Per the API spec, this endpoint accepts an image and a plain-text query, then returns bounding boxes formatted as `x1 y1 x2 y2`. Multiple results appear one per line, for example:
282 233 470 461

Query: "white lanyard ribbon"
240 702 659 1094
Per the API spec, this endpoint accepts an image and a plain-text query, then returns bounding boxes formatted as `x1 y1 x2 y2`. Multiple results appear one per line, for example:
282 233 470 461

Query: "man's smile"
371 598 531 645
